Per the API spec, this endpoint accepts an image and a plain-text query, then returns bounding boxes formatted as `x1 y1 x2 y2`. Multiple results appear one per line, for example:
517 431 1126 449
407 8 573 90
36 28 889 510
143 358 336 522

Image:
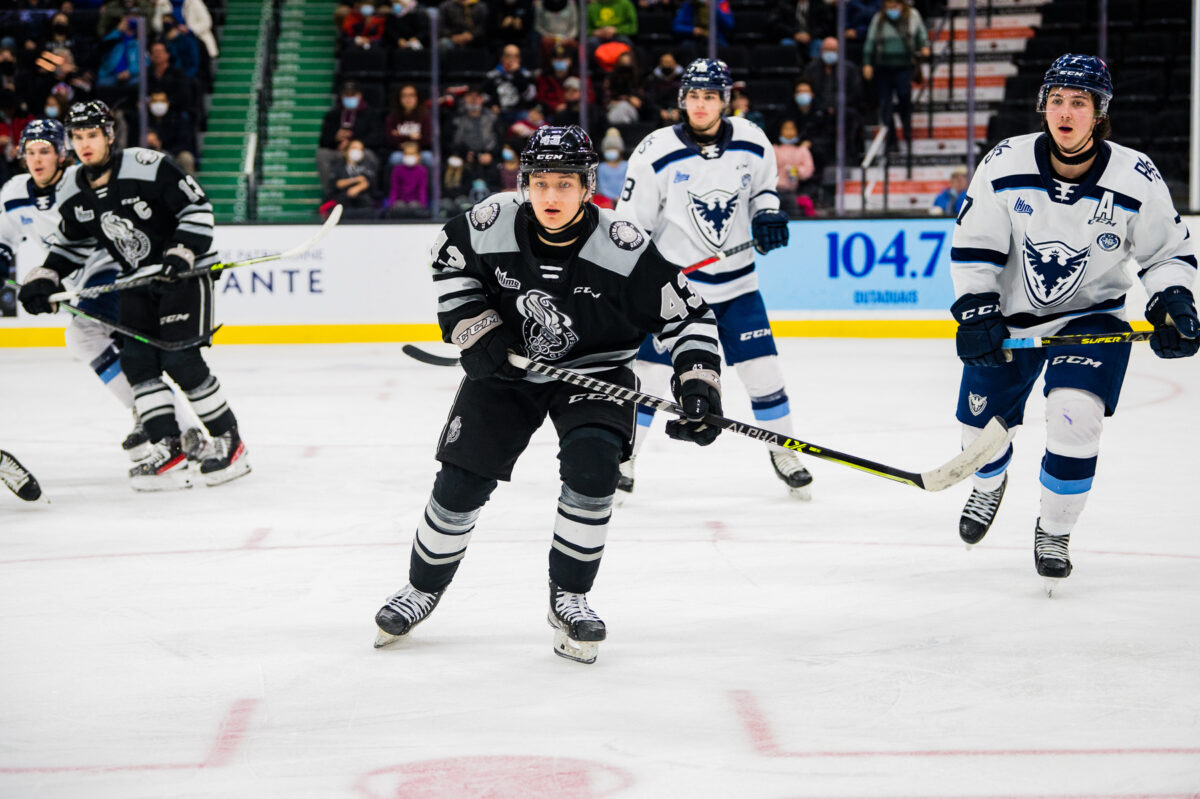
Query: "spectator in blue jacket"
672 0 732 48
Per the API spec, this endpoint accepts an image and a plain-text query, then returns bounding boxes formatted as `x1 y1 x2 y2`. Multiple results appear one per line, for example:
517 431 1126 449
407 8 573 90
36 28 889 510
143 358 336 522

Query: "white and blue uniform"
0 166 133 407
619 117 801 446
952 132 1196 534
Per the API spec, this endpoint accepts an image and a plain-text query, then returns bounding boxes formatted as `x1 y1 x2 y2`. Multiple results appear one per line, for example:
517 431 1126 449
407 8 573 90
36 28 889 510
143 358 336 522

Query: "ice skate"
122 409 152 463
1034 520 1072 597
129 437 192 492
615 457 635 506
182 426 214 463
547 581 606 664
959 474 1008 546
374 584 444 648
0 449 42 502
770 450 813 500
198 426 251 487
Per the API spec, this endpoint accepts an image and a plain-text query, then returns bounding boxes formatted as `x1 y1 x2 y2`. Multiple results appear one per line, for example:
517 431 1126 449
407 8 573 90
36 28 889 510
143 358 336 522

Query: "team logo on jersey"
740 173 751 189
516 289 578 360
132 200 152 220
968 392 987 416
983 139 1011 164
1013 197 1034 216
469 202 501 231
1096 232 1121 251
609 220 644 251
687 188 739 249
100 210 151 268
35 194 53 212
134 149 161 165
20 214 33 225
1088 191 1117 226
1051 179 1075 203
75 206 94 222
1021 236 1090 308
495 267 521 290
445 416 462 445
673 171 690 183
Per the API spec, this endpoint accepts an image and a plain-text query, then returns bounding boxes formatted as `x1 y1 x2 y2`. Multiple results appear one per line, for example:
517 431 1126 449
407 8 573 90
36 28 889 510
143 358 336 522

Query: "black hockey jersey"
42 147 216 278
432 192 720 380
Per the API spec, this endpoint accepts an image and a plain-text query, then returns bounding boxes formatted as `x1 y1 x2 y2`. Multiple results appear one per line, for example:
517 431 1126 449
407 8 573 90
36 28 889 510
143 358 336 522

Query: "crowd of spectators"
324 0 942 219
1 0 216 186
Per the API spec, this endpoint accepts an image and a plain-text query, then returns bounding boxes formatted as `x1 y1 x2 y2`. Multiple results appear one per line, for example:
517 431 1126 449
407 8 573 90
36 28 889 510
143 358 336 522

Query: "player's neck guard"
1042 120 1098 165
30 166 64 194
536 204 588 243
83 145 119 182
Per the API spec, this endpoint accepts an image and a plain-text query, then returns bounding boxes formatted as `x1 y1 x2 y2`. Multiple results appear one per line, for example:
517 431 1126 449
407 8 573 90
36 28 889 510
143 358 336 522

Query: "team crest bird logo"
687 188 739 249
1021 236 1090 308
100 210 152 268
517 289 579 360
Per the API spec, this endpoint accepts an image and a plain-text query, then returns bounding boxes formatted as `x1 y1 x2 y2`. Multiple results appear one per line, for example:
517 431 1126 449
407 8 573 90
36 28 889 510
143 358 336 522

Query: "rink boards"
2 216 1188 346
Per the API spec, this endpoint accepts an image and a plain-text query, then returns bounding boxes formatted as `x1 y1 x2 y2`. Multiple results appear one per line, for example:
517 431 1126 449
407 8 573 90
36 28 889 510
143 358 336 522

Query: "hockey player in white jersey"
616 58 813 500
949 55 1197 593
0 119 149 460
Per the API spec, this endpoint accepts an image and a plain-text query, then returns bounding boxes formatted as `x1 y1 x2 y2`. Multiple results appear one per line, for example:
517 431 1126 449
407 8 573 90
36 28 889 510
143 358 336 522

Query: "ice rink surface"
1 338 1198 799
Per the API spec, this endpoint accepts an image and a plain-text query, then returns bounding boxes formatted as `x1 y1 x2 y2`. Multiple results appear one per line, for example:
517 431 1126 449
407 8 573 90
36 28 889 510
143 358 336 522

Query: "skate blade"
203 459 252 487
552 628 598 664
1042 576 1064 598
130 469 193 492
374 627 403 649
787 484 813 501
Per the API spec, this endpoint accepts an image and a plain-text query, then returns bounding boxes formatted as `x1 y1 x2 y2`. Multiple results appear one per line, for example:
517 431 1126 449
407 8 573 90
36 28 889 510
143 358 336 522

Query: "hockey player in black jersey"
374 126 723 663
17 101 250 491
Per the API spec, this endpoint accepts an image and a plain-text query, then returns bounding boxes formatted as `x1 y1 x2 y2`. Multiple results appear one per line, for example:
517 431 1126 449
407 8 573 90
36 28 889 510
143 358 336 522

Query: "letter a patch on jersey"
687 188 739 249
1021 236 1090 309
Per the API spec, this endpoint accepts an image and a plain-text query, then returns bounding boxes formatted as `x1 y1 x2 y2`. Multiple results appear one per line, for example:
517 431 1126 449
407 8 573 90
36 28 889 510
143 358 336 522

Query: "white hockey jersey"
0 165 114 288
951 133 1196 336
618 116 781 304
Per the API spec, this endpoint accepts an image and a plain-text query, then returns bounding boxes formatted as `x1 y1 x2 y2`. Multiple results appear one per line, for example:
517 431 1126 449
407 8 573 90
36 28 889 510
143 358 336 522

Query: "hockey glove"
161 244 195 281
951 292 1010 367
17 267 61 316
1146 285 1200 359
115 262 170 289
751 209 790 254
454 310 526 381
665 364 722 447
0 243 13 284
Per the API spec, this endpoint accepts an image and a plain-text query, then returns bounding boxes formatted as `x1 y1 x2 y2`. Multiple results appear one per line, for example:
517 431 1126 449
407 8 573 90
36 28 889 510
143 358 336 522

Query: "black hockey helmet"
518 125 599 199
1037 54 1113 116
64 99 116 142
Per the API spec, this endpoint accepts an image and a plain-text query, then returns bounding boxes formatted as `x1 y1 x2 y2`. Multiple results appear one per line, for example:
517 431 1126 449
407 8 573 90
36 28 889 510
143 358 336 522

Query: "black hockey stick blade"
1003 330 1153 349
0 449 43 502
508 353 1009 492
402 343 460 367
59 302 216 351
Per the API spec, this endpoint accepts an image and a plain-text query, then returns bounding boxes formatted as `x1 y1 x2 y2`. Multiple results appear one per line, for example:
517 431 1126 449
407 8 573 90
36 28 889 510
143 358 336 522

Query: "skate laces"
771 450 808 477
554 589 599 623
963 483 1004 524
384 586 437 619
1035 529 1070 562
0 452 30 490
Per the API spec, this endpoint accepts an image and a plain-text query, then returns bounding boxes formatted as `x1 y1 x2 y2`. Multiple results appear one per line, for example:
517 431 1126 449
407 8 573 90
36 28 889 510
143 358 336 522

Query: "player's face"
527 172 588 229
684 89 725 135
22 140 62 187
70 127 111 167
1043 88 1097 153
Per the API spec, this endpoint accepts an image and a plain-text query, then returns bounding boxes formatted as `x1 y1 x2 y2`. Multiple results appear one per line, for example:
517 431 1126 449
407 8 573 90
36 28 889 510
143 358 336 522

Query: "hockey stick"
402 343 460 366
4 279 217 351
48 203 344 303
507 353 1009 492
1004 330 1153 349
0 449 43 502
681 240 757 274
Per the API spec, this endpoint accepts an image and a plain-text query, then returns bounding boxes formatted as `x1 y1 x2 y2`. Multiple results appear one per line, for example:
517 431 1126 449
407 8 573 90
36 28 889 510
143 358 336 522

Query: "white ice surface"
1 339 1198 799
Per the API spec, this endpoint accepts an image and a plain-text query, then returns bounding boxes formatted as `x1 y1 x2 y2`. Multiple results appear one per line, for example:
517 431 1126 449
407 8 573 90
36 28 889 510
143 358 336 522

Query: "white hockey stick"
508 353 1009 492
49 204 344 303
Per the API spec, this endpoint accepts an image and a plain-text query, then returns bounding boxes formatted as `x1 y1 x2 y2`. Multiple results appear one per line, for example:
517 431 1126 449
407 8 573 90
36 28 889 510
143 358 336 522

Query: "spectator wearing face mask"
159 13 201 79
144 89 197 174
440 149 473 215
41 92 69 123
536 45 577 115
548 76 599 130
146 42 194 120
801 36 864 156
644 51 683 124
44 12 96 70
602 49 643 125
497 143 523 190
773 118 816 217
450 87 500 155
152 0 220 59
99 0 155 38
385 0 431 49
385 140 429 218
342 2 386 50
326 139 379 218
862 0 929 152
465 149 501 197
318 81 383 194
791 77 832 166
595 127 627 206
385 84 433 167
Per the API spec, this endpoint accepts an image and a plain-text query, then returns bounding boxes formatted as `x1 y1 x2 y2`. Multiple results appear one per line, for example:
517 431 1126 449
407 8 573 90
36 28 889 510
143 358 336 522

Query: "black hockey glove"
17 267 61 316
665 364 722 447
454 310 526 381
0 243 13 283
951 292 1010 367
751 209 790 254
161 245 195 281
1146 285 1200 359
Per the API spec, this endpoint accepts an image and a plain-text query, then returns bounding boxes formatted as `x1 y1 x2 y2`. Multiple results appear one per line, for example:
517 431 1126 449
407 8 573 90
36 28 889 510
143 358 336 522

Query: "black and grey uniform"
412 191 721 595
41 147 236 443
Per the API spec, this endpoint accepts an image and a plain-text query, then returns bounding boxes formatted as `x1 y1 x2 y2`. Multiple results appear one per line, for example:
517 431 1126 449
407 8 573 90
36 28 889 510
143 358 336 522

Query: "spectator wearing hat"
596 127 627 205
548 75 599 130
